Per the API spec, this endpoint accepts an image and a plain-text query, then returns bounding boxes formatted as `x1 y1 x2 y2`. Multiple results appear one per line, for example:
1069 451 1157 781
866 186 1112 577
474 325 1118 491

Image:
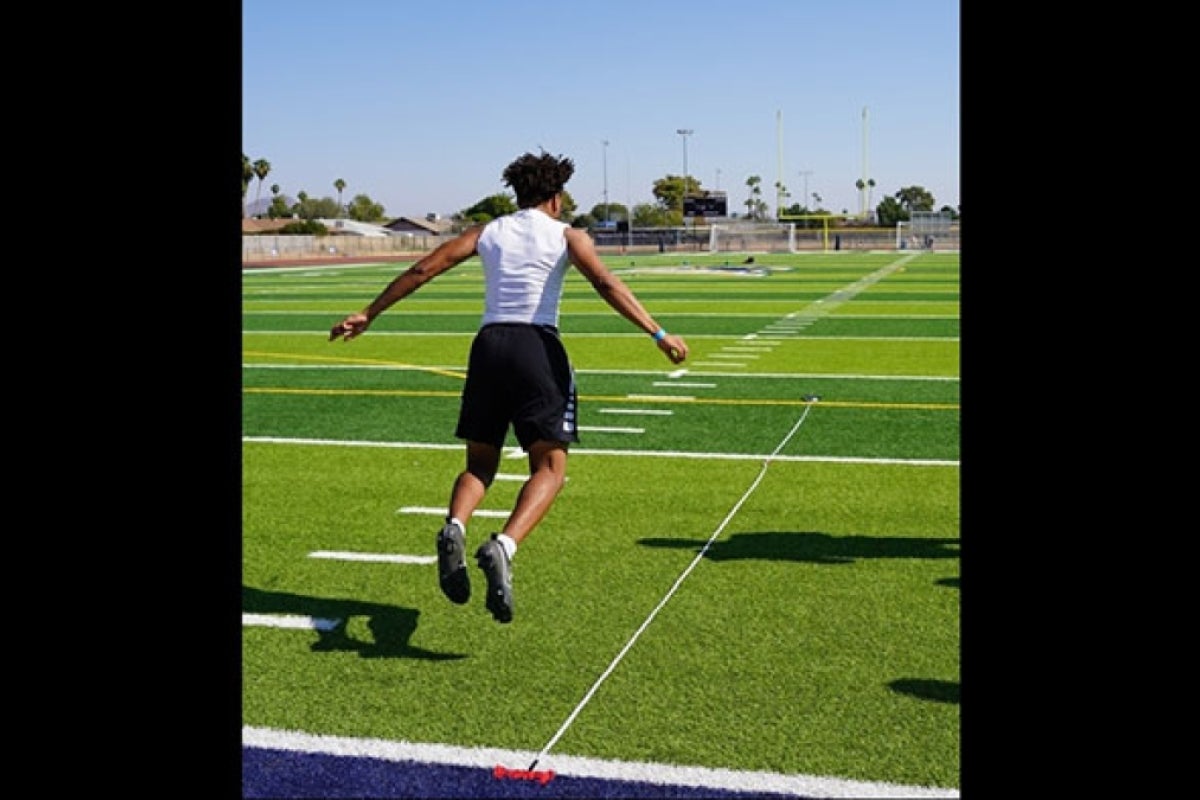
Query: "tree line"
243 153 958 232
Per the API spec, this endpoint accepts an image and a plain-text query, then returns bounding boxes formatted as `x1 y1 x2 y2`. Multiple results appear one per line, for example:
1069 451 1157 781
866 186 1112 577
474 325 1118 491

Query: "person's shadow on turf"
638 534 961 708
637 530 959 565
889 678 959 704
242 585 465 661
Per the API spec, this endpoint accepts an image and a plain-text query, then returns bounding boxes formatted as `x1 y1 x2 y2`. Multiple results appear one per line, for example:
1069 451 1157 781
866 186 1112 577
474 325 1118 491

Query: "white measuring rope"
528 399 820 770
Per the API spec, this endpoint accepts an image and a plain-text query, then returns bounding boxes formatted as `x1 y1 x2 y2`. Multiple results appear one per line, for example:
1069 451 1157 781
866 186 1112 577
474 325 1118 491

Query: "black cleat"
437 520 470 604
475 534 513 624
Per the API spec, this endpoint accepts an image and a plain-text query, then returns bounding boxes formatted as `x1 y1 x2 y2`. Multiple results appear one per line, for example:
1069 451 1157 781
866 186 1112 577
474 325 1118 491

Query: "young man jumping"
330 150 688 623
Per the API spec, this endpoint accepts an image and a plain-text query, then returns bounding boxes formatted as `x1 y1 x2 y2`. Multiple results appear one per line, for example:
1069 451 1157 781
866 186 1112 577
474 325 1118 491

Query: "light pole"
626 155 633 250
798 170 813 211
796 170 814 229
676 128 693 221
602 139 610 226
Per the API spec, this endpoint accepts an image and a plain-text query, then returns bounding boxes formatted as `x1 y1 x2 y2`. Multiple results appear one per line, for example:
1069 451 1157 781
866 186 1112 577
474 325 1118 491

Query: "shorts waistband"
480 322 559 335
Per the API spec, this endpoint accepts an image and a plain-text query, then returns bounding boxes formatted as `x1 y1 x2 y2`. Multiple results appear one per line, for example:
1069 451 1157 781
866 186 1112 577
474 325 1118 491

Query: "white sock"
496 533 517 561
447 517 465 534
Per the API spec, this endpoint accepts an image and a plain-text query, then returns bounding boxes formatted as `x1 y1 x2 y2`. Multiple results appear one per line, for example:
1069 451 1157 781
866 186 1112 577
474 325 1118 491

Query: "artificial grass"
241 250 961 790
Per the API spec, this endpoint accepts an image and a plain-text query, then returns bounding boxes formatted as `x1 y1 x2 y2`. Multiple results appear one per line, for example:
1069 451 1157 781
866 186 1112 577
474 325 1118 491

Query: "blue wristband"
652 328 668 341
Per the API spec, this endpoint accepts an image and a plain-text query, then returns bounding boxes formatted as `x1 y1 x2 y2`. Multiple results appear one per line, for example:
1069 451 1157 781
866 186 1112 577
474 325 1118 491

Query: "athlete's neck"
533 193 562 219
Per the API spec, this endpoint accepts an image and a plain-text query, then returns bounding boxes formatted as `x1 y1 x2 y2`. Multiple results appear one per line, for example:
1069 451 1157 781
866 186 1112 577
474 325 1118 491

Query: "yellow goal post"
773 213 858 252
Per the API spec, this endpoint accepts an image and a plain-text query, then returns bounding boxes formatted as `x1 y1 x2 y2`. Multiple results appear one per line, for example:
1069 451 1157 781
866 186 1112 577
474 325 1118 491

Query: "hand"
329 313 370 342
657 334 688 364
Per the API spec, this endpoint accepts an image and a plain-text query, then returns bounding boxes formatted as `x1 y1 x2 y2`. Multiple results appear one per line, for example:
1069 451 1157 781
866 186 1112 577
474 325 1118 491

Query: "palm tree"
242 154 255 218
744 175 762 219
334 178 346 218
253 159 271 217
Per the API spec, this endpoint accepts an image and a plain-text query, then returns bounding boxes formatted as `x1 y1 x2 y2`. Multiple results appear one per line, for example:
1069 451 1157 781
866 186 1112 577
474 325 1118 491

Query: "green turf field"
242 249 960 791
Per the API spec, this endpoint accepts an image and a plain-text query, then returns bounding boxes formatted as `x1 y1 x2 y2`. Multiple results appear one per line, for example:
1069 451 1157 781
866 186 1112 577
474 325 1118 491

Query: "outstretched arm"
330 226 484 341
565 227 688 364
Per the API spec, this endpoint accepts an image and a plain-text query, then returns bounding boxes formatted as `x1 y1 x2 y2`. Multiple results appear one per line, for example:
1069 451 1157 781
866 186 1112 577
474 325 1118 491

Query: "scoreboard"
683 193 727 218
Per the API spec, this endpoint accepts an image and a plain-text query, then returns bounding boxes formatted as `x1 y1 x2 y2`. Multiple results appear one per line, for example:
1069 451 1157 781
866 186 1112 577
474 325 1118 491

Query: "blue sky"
242 0 959 221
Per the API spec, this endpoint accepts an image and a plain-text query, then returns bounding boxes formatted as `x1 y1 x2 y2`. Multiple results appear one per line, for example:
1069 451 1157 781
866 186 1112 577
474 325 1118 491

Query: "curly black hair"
502 150 575 208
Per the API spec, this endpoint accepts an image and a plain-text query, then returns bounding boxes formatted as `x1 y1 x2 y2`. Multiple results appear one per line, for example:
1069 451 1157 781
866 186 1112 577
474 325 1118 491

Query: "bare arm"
330 226 484 341
565 227 688 364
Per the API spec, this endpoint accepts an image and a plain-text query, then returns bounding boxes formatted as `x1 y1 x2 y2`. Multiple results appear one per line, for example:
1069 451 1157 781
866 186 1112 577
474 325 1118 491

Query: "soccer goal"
707 222 797 253
773 213 858 252
897 211 953 250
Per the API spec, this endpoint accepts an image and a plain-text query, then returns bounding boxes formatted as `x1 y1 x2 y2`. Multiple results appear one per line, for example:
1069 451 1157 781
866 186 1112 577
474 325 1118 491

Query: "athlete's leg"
500 439 568 545
448 440 501 526
437 441 500 605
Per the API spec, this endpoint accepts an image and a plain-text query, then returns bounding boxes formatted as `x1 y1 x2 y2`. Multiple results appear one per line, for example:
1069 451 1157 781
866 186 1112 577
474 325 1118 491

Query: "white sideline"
242 726 959 798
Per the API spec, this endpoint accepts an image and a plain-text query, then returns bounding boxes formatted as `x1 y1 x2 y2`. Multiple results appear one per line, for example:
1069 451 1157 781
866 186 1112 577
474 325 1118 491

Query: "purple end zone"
244 747 814 798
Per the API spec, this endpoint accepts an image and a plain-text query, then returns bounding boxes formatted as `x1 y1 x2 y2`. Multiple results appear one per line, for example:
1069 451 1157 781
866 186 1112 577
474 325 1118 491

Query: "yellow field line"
242 386 957 410
243 350 467 380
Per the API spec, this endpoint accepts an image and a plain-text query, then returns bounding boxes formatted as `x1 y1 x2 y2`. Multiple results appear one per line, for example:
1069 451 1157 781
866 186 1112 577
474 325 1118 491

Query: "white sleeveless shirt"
476 207 570 327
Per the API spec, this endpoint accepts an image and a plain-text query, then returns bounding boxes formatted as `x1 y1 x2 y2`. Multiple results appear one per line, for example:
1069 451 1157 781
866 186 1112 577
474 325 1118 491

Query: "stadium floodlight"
798 170 813 211
602 139 610 225
676 128 693 219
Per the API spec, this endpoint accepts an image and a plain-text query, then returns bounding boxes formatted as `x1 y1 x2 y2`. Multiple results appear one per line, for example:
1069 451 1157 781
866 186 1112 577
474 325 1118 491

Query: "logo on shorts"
563 379 577 433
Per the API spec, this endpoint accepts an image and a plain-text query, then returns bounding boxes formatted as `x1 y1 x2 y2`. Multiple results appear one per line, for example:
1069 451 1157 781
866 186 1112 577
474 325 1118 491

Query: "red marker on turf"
492 764 556 785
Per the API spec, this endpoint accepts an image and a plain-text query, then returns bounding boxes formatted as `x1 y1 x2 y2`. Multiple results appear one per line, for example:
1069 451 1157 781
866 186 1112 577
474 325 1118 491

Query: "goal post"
774 213 862 252
707 222 796 253
898 211 953 250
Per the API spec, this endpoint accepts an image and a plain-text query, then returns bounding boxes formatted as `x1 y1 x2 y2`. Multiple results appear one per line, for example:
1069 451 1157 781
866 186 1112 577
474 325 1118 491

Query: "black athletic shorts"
455 323 579 451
